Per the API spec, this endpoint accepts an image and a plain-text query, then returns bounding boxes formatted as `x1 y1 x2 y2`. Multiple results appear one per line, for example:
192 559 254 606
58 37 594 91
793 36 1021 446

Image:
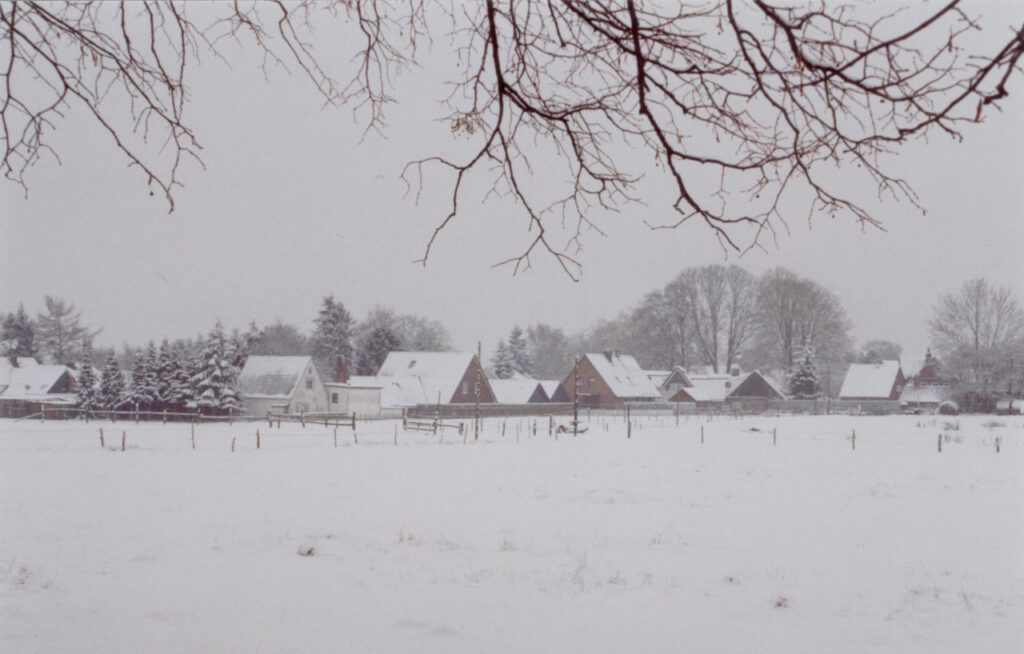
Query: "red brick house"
557 352 662 409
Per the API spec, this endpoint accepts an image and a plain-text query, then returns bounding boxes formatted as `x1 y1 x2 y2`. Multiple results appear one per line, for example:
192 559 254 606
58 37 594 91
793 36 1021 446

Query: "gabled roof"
237 356 315 398
0 365 73 400
661 366 694 390
683 370 787 402
377 351 478 403
584 352 662 400
490 379 547 404
538 380 562 399
839 360 903 399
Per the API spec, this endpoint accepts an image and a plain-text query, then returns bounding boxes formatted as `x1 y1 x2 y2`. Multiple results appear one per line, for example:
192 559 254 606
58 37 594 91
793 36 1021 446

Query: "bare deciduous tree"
3 1 1022 274
929 278 1024 355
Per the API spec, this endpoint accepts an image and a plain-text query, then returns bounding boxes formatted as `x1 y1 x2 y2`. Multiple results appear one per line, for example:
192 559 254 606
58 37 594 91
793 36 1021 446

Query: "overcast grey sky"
1 2 1021 362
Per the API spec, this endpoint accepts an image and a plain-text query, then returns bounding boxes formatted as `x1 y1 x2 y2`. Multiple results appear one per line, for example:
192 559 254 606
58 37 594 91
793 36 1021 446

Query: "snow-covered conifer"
189 322 242 414
788 343 820 399
356 324 400 375
507 326 532 376
311 296 355 379
97 354 127 410
75 346 100 412
491 339 514 379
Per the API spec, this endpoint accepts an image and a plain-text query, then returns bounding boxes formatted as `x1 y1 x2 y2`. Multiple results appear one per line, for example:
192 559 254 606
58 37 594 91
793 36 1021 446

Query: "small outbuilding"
0 364 77 418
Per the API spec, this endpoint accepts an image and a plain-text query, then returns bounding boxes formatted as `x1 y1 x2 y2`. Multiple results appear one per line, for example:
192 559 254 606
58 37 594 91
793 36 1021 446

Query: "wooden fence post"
995 436 1001 453
99 428 105 449
700 424 704 445
162 409 167 424
257 428 261 450
121 431 126 451
394 424 398 447
333 427 338 449
852 429 856 451
773 427 777 446
231 437 236 452
191 423 196 450
938 433 942 453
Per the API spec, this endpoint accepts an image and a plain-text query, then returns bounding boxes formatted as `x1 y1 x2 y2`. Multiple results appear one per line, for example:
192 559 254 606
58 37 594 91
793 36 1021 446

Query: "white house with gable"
236 355 326 417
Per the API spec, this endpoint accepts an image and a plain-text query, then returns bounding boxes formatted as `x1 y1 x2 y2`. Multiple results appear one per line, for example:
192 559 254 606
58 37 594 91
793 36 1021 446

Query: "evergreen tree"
507 326 532 376
356 324 401 375
167 344 194 411
311 296 355 379
788 343 820 399
491 339 514 379
75 345 100 411
155 340 179 410
189 322 242 414
98 354 127 410
1 304 36 363
125 342 160 410
228 322 260 369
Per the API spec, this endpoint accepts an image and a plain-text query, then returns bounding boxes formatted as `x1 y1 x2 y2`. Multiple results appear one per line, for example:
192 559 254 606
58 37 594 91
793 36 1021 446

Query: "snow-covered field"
2 414 1022 653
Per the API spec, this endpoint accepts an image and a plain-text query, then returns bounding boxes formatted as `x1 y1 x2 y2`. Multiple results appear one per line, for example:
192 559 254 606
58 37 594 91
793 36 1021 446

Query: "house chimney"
603 350 615 363
730 365 740 377
335 356 349 383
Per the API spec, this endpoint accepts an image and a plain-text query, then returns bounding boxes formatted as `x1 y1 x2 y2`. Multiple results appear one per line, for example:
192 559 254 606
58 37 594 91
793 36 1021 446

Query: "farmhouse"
839 360 906 401
490 376 550 404
0 363 77 418
661 366 786 407
236 355 327 417
371 351 496 408
557 352 662 409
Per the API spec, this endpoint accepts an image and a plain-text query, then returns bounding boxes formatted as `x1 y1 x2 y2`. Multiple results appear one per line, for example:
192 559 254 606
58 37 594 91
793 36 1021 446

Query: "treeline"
490 266 857 391
488 268 1024 409
2 295 454 414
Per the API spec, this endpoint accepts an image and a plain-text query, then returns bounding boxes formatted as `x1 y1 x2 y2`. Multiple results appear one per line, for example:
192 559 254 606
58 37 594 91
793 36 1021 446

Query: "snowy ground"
1 413 1022 653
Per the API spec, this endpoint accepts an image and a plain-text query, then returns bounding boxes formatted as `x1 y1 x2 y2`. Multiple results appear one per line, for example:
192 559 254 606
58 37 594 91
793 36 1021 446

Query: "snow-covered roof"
490 379 545 404
369 376 429 408
584 353 662 400
645 369 670 386
687 374 739 402
328 376 383 389
839 361 903 399
538 380 562 399
684 370 787 402
237 356 314 398
377 351 476 404
899 385 951 405
0 365 73 400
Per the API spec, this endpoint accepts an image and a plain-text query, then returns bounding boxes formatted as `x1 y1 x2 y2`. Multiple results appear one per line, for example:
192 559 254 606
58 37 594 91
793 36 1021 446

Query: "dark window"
306 378 313 390
331 392 339 404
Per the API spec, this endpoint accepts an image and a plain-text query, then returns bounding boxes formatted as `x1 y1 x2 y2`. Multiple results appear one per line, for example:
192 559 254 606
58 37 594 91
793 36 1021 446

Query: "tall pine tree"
75 345 99 411
189 322 242 414
356 324 401 375
98 353 127 410
788 343 820 399
1 304 36 363
491 339 514 379
311 296 355 380
507 326 532 376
